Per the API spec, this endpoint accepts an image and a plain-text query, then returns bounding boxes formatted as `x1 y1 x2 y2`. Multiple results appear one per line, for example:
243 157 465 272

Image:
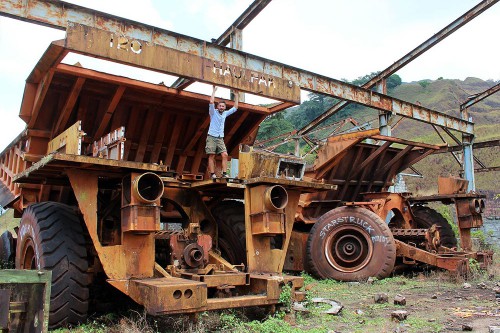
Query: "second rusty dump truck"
228 129 490 282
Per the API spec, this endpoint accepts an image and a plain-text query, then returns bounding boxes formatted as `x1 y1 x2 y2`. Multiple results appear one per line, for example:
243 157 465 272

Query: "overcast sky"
0 0 498 149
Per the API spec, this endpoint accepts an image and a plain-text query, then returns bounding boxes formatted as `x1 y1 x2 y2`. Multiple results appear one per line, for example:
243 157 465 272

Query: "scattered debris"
431 294 438 299
463 283 472 289
489 326 500 333
355 309 364 315
477 282 487 289
292 302 310 313
367 277 377 284
374 293 389 304
429 318 436 322
493 287 500 301
348 282 360 287
462 324 473 331
391 310 408 321
312 298 343 315
394 294 407 306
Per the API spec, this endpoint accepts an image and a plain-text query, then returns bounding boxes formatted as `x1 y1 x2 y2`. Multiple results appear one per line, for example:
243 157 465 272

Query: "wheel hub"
325 225 373 273
20 237 37 270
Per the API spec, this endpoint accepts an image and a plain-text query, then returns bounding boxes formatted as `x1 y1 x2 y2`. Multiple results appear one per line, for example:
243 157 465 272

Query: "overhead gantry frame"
0 0 476 136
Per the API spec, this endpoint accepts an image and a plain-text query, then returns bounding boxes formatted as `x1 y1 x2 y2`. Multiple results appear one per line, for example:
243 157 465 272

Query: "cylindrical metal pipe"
469 199 481 214
132 172 164 204
264 185 288 211
479 199 485 213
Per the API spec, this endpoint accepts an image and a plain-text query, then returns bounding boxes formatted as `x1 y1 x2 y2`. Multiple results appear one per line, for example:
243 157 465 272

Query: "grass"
50 264 500 333
0 209 19 234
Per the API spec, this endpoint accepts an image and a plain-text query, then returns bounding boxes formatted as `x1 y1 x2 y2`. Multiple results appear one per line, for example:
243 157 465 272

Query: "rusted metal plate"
65 24 301 103
0 289 10 330
0 270 52 333
437 176 468 194
13 153 171 184
243 177 336 192
47 120 83 155
283 231 308 271
201 58 299 103
127 277 207 315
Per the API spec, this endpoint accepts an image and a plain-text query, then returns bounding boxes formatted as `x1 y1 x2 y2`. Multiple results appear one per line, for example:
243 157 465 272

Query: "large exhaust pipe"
264 185 288 211
132 172 164 204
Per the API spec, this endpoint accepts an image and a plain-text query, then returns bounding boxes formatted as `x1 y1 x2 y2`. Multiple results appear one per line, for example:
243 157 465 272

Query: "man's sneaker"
211 173 217 179
221 172 229 179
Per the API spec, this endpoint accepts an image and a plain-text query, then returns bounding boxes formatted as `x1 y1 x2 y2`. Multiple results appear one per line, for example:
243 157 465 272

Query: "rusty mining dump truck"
281 129 491 281
0 44 335 327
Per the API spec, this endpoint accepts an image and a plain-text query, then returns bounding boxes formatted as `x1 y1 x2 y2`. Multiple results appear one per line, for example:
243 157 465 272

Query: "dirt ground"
61 271 500 333
297 272 500 333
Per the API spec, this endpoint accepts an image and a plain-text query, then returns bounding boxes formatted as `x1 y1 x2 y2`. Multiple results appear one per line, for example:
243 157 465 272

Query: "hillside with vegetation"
256 75 500 196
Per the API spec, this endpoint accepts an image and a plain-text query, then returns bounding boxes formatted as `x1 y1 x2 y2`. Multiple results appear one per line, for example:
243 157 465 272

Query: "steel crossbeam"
0 0 478 133
297 0 498 136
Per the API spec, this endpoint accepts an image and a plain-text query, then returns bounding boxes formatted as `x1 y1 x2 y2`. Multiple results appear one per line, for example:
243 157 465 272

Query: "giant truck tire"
15 202 89 328
212 200 247 266
306 206 396 281
412 206 458 248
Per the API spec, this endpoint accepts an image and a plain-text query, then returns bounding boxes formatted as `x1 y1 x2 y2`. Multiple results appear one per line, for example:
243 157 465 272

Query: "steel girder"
0 0 477 134
297 0 498 136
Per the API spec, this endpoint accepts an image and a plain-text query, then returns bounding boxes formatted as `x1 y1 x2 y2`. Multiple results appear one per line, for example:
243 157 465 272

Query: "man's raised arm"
210 85 217 104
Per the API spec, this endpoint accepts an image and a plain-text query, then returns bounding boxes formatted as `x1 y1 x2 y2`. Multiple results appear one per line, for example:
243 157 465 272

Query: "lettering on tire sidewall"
319 215 391 245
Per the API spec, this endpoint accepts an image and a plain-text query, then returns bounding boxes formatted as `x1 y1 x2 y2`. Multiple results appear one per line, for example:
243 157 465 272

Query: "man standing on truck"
206 85 239 179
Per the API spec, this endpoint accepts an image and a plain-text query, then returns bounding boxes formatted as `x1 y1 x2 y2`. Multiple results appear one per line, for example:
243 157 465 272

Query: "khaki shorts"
205 135 227 155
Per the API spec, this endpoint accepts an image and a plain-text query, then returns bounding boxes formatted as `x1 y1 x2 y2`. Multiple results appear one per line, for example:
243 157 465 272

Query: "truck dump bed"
0 42 291 209
298 129 441 222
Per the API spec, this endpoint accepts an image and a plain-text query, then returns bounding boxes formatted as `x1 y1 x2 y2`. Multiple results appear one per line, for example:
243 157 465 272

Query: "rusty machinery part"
390 228 441 252
212 200 247 266
123 172 164 205
306 206 396 281
0 230 15 267
132 172 165 204
426 224 441 252
469 198 485 214
183 243 205 268
264 185 288 211
15 202 89 328
412 206 458 249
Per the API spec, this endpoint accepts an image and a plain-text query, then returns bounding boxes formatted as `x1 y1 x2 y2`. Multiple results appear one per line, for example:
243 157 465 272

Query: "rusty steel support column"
458 82 500 192
462 134 475 191
461 104 475 192
230 28 245 103
376 79 391 137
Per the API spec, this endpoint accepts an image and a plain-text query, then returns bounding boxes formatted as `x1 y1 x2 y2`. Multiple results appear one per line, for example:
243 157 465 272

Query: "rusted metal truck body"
0 39 337 328
284 129 490 281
